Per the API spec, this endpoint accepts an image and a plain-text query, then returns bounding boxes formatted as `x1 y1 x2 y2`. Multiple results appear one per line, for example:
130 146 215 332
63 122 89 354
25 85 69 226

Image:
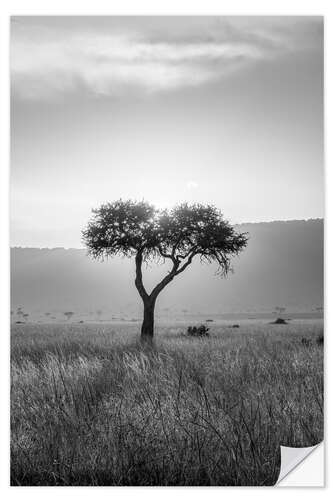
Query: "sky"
10 16 324 248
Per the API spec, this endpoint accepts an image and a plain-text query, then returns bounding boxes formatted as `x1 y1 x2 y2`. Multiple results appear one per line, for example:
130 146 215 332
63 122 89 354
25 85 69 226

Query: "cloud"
11 17 322 100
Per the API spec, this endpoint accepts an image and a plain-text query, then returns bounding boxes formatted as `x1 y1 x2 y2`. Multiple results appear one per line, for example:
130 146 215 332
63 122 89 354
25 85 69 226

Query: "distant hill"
11 219 323 318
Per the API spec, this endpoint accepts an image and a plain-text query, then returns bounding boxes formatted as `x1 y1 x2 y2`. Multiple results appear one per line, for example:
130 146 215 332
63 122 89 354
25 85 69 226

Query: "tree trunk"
141 298 155 343
135 249 180 343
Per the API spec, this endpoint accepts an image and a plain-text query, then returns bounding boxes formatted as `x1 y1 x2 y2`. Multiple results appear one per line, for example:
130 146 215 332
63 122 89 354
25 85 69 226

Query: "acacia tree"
82 200 248 342
64 311 74 321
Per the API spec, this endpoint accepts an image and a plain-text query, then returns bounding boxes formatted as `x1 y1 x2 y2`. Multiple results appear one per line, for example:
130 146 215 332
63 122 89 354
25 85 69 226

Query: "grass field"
11 320 324 486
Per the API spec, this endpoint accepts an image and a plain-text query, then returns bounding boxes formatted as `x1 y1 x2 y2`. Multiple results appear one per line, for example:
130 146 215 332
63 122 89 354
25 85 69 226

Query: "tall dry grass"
11 322 323 485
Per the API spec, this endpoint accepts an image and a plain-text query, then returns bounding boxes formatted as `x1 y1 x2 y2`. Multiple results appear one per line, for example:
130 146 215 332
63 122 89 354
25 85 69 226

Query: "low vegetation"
11 321 323 486
271 318 288 325
186 324 210 337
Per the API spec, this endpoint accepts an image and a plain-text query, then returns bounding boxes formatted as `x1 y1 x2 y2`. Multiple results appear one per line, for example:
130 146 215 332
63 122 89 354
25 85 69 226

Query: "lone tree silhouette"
64 311 74 321
82 200 248 342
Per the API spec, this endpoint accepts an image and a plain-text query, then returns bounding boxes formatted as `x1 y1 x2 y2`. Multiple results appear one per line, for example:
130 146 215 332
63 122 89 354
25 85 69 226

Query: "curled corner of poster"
276 442 324 487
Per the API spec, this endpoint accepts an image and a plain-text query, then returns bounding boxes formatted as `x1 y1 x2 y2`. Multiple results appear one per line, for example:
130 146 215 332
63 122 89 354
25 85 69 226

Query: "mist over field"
11 219 323 318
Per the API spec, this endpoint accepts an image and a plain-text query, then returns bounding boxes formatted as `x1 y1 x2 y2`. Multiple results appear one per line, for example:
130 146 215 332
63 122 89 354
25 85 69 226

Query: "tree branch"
135 250 148 301
177 245 198 260
149 250 198 301
175 251 197 275
157 245 178 266
149 258 180 301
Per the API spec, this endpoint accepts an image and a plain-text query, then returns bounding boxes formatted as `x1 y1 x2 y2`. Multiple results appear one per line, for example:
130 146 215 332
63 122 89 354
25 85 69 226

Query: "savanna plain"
11 320 323 486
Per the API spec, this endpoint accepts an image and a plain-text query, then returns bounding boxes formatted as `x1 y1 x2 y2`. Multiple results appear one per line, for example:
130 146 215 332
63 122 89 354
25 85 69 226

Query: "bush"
317 334 324 345
187 324 210 337
271 318 288 325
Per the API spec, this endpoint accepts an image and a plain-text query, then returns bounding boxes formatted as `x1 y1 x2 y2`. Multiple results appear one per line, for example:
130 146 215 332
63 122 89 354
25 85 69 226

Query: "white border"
1 0 331 497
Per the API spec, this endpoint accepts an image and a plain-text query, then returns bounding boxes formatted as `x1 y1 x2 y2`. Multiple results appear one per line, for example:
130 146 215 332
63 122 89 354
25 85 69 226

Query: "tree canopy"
82 199 248 277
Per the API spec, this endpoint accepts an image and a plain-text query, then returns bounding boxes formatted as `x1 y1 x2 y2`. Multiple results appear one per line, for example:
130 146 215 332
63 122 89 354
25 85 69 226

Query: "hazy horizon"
10 217 324 250
11 219 324 315
11 16 323 248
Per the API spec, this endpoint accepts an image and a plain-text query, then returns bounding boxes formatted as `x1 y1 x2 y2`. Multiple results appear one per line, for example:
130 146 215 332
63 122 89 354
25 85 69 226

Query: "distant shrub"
187 324 210 337
271 318 288 325
316 334 324 346
301 338 311 347
64 311 74 321
206 319 214 322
